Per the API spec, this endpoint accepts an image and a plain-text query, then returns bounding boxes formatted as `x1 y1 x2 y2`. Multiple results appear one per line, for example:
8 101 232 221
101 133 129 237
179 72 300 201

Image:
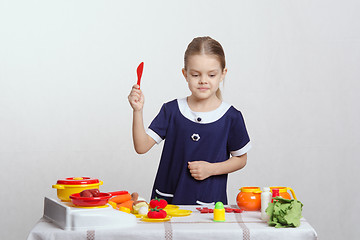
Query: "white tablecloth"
27 205 318 240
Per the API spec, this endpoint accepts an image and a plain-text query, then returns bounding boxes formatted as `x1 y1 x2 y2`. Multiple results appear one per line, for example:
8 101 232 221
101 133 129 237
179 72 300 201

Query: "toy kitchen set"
45 177 137 230
32 176 318 240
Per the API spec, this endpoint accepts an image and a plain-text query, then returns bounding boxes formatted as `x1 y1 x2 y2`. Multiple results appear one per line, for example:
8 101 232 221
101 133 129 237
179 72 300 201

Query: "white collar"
177 98 231 124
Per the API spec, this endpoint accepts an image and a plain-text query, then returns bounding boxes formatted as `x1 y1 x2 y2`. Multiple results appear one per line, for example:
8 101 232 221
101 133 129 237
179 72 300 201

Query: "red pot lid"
56 177 100 185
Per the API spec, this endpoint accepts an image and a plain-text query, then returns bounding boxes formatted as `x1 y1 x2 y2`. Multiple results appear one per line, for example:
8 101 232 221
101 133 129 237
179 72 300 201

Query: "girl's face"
182 54 227 102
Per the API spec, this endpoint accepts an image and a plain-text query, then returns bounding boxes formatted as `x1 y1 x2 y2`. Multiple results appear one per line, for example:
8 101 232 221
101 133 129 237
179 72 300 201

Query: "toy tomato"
147 207 167 219
149 197 168 209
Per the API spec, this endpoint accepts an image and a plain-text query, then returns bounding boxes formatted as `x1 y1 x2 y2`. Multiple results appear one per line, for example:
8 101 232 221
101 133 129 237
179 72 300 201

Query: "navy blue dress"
146 98 251 205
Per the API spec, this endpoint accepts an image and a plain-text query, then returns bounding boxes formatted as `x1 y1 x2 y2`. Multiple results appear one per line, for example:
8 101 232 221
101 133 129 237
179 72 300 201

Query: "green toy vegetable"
265 197 303 228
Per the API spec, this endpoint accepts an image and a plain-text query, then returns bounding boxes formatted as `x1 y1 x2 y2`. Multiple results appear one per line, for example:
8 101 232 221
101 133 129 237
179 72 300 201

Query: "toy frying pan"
69 191 128 207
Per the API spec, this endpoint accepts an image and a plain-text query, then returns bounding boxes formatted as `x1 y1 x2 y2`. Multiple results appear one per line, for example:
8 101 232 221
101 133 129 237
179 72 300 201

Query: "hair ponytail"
216 88 222 100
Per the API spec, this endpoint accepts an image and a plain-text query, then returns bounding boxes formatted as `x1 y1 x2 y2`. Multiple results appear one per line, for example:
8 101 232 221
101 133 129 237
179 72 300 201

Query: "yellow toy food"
133 201 149 214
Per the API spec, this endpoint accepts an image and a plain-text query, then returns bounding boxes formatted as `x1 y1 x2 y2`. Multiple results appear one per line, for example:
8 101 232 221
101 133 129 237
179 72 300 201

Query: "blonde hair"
184 36 226 99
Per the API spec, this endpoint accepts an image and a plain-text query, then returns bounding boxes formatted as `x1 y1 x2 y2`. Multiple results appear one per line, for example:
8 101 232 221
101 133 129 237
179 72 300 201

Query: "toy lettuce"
265 197 303 228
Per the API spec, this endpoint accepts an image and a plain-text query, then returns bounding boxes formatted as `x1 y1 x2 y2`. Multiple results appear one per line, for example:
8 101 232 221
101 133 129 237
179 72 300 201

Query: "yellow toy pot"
52 177 103 201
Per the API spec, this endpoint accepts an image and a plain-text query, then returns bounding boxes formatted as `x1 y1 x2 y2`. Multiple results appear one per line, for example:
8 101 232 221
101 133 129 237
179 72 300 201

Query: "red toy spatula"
137 62 144 88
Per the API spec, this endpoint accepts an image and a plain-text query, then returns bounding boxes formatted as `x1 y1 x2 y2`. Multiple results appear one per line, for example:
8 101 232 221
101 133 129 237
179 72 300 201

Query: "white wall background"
1 0 359 239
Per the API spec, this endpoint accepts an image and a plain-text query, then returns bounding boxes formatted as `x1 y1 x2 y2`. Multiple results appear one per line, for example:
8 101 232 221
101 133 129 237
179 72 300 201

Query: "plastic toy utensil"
137 62 144 88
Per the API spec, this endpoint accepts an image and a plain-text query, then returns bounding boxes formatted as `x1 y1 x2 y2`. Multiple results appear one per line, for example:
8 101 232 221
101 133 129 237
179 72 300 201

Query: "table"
27 205 318 240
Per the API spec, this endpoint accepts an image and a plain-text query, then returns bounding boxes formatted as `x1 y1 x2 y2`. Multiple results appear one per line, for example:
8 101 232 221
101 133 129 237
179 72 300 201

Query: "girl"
128 36 251 205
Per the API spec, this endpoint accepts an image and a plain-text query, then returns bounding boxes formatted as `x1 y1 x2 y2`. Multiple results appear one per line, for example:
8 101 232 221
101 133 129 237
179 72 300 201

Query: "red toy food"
147 207 167 219
80 190 92 197
225 208 233 213
89 189 100 197
79 189 100 197
200 208 209 213
149 197 168 209
233 208 243 213
197 207 243 213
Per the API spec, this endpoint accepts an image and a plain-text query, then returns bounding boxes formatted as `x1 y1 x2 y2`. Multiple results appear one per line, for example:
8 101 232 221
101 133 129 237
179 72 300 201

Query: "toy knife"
136 62 144 88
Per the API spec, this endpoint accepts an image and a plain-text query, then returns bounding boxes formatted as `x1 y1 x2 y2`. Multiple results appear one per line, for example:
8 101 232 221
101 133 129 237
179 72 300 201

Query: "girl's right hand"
128 84 144 111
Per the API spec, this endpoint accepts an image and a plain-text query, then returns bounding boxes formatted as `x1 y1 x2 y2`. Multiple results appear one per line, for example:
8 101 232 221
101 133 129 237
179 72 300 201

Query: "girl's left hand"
188 161 214 181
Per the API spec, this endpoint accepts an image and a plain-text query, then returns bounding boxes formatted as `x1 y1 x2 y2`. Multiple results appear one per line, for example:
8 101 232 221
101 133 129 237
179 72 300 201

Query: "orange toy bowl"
236 187 261 211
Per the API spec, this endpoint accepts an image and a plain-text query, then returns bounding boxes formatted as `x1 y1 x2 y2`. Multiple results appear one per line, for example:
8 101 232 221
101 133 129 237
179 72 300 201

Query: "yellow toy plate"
141 216 172 222
164 204 179 210
68 203 109 209
166 209 192 217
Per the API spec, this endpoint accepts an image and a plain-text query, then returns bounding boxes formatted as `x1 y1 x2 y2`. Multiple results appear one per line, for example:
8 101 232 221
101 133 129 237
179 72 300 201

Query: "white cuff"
146 128 163 144
230 142 252 157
